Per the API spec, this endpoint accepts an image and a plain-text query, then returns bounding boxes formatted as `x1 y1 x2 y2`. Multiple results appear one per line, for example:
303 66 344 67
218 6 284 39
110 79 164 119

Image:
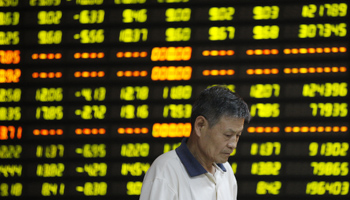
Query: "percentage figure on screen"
75 87 106 101
76 163 107 177
74 10 105 24
75 105 106 120
76 182 107 196
75 144 106 158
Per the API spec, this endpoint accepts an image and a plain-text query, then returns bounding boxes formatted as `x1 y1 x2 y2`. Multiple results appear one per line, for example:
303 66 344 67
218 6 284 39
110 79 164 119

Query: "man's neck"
187 137 215 174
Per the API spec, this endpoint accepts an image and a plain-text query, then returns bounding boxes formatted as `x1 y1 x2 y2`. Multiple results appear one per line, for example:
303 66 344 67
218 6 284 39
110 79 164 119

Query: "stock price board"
0 0 349 199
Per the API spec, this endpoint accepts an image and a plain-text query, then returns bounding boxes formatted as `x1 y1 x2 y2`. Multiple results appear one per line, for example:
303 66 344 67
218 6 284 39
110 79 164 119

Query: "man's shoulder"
151 150 179 168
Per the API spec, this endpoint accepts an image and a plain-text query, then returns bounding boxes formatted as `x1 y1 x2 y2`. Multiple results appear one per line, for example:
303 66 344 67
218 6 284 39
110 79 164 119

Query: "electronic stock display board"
0 0 349 199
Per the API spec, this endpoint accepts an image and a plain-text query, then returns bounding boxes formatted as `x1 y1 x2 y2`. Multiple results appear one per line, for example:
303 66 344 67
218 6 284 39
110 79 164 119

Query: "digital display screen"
0 0 349 199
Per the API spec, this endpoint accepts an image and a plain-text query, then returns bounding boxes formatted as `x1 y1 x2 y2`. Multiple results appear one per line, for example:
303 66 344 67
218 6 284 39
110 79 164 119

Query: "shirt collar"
175 138 227 177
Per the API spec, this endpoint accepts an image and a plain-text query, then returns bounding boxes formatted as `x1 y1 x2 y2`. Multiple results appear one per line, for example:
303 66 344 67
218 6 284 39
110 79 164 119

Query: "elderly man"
140 85 251 200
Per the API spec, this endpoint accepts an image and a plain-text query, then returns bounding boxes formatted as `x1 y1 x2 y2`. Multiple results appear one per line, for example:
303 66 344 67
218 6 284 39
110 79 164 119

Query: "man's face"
200 116 244 164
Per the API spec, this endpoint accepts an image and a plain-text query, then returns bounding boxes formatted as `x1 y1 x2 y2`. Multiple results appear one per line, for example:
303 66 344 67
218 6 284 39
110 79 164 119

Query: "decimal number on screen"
163 85 192 100
75 144 106 158
309 142 349 157
36 144 64 158
306 181 349 195
209 7 235 21
251 161 281 175
120 104 148 119
123 9 147 23
302 3 348 18
256 181 281 195
121 143 149 157
0 88 21 102
250 103 280 118
77 10 105 24
0 145 21 159
163 104 191 118
41 183 65 196
120 86 148 101
121 162 150 176
165 8 191 22
38 11 62 25
250 84 280 98
36 88 63 102
311 162 349 176
251 142 281 156
0 183 22 197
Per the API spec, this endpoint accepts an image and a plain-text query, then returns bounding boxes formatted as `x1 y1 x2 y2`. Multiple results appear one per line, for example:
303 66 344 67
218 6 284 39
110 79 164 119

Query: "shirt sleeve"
139 178 177 200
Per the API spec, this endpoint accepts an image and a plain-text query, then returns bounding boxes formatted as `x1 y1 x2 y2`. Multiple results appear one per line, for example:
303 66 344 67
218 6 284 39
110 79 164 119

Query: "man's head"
191 85 251 127
189 85 251 164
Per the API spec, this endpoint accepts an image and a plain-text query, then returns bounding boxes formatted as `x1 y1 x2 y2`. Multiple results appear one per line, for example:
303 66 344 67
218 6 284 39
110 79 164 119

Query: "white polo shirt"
139 138 237 200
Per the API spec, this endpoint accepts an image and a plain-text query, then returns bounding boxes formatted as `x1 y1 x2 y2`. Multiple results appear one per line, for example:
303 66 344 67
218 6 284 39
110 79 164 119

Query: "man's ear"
194 116 207 137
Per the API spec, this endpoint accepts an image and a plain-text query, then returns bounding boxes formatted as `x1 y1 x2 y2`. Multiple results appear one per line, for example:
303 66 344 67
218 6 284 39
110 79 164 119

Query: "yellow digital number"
120 104 148 119
165 8 191 22
121 143 149 157
0 88 21 102
0 12 19 25
250 84 280 98
115 0 146 4
38 11 62 25
75 0 103 5
36 163 64 177
0 165 22 177
158 0 189 3
77 105 106 120
123 9 147 23
251 161 281 175
76 29 104 44
0 183 22 197
309 142 349 157
36 144 64 158
256 181 281 195
250 103 280 118
309 103 347 117
126 181 142 195
120 86 149 101
163 85 192 100
166 27 191 42
41 183 64 196
77 10 105 24
0 107 21 121
163 104 192 118
303 82 347 97
119 28 148 42
253 6 279 20
76 144 106 158
121 162 150 176
209 7 235 21
306 181 349 195
29 0 61 6
36 106 63 120
250 142 281 156
0 0 18 7
209 26 235 40
35 88 63 102
302 3 348 18
253 25 279 39
0 31 19 45
38 30 62 44
0 145 21 159
299 23 347 38
77 163 107 177
311 162 349 176
77 182 107 196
